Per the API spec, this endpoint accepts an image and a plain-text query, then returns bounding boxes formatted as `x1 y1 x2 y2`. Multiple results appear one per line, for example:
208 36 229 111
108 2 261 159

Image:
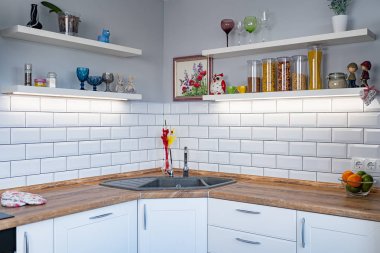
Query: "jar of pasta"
262 58 276 92
291 55 308 90
247 60 261 93
277 57 291 91
308 46 323 90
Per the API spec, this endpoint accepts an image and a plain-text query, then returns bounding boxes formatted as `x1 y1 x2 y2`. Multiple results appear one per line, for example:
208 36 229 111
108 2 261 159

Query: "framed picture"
173 55 213 101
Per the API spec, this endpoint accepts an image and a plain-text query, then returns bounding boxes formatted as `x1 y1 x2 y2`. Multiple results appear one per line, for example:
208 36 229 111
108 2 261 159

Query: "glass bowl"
339 178 376 197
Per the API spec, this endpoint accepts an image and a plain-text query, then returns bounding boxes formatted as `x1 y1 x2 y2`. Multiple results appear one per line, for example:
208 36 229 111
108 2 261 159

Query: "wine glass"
221 19 235 47
102 72 114 92
87 76 103 91
76 67 89 90
235 21 245 46
244 16 258 44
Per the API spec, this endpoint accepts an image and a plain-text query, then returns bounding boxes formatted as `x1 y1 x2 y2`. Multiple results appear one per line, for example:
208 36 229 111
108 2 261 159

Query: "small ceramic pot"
332 15 348 32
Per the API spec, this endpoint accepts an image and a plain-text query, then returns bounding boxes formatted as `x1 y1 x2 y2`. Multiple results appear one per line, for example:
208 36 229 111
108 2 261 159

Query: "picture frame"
173 55 213 101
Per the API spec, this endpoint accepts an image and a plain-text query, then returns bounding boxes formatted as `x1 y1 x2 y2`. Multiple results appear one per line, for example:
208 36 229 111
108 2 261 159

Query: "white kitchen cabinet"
138 198 207 253
16 219 54 253
297 211 380 253
54 201 137 253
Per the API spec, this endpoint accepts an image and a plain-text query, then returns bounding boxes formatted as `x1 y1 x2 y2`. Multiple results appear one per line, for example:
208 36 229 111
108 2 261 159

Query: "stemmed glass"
236 21 245 46
260 10 270 42
244 16 258 44
76 67 89 90
87 76 103 91
102 72 114 92
221 19 235 47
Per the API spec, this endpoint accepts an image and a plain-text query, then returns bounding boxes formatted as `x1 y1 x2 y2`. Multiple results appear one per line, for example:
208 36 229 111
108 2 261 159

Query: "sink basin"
100 176 236 191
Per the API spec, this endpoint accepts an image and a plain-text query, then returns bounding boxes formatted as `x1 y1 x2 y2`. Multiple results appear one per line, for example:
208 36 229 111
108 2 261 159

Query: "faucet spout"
183 147 189 177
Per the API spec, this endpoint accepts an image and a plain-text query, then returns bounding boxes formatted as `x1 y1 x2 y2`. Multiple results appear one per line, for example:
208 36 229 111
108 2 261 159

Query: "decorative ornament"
125 76 136 94
115 74 126 93
210 73 226 95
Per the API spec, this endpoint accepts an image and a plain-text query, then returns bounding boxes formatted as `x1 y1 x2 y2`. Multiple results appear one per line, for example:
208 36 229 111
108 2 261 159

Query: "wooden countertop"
0 169 379 230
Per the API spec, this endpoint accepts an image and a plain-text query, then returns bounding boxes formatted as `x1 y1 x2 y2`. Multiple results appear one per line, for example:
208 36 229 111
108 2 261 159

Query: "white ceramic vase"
332 15 348 32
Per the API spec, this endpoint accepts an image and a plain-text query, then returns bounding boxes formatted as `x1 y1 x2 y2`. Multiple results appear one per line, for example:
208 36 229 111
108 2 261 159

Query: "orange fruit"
347 174 362 188
342 170 354 182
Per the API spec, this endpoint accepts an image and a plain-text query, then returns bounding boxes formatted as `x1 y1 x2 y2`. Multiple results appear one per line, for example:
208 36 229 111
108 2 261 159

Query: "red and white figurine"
210 73 226 95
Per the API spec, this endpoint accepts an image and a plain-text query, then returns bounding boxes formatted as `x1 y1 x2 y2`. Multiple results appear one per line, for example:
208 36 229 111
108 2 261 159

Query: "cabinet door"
16 219 54 253
54 201 137 253
297 211 380 253
138 198 207 253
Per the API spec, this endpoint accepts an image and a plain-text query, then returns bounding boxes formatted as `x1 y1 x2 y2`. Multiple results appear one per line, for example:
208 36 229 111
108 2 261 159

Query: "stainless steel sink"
100 176 236 191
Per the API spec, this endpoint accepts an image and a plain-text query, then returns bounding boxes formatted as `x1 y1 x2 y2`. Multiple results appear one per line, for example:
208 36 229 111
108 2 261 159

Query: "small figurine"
97 29 110 43
360 61 372 87
347 62 358 88
26 4 43 29
125 76 136 94
115 74 126 93
210 73 226 95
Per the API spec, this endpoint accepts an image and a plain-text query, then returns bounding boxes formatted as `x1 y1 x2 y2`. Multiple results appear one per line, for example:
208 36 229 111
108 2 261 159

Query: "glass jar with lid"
277 56 291 91
247 60 261 93
327 72 348 89
47 72 57 88
291 55 308 90
262 58 276 92
308 45 323 90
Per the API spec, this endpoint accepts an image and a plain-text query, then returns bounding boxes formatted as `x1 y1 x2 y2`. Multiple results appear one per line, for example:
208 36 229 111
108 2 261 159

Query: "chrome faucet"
183 147 189 177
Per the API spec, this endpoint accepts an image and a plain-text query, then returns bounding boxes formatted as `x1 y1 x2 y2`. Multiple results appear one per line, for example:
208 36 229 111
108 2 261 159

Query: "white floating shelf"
202 29 376 59
1 85 142 101
203 88 364 101
1 25 142 57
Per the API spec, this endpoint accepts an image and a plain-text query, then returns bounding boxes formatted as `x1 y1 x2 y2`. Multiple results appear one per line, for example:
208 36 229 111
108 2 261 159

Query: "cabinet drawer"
208 198 296 241
208 225 296 253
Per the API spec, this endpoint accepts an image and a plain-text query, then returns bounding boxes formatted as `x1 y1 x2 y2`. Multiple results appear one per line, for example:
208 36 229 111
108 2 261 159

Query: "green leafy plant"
328 0 352 15
41 1 63 14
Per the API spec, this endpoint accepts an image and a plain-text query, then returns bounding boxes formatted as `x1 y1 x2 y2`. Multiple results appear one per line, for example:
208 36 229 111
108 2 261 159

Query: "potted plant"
41 1 81 36
328 0 352 32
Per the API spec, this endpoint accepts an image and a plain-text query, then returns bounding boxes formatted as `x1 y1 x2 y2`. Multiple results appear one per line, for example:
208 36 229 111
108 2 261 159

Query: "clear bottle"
291 55 308 90
25 64 32 86
47 72 57 88
247 60 261 93
308 45 323 90
262 58 276 92
277 57 292 91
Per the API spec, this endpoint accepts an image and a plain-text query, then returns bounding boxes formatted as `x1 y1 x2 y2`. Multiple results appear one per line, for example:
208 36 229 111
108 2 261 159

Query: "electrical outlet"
364 159 377 172
352 158 365 171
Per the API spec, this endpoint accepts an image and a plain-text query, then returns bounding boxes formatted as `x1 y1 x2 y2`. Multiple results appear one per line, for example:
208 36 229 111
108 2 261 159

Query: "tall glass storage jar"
277 57 292 91
262 58 276 92
291 55 308 90
247 60 261 93
308 45 323 90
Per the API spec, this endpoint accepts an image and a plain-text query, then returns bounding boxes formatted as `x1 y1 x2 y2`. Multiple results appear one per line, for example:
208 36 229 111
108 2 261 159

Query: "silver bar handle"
24 231 29 253
236 209 261 215
144 204 147 230
236 238 261 245
89 212 113 220
301 217 306 248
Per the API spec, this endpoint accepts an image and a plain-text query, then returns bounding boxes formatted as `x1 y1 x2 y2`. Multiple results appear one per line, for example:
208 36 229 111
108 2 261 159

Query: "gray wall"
0 0 164 101
162 0 380 102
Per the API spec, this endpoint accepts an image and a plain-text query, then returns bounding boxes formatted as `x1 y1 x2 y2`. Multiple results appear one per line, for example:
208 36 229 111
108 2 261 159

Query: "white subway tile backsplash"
318 113 347 127
138 114 156 126
91 100 112 113
332 159 352 173
0 96 10 111
40 97 66 112
54 170 78 182
317 172 340 183
180 138 198 149
209 151 229 164
264 113 289 127
26 143 53 159
189 150 208 163
112 152 131 165
219 139 240 152
138 138 155 150
41 157 66 173
252 127 276 141
364 98 380 112
219 165 240 174
0 177 26 189
170 103 188 114
78 113 101 127
199 114 218 126
251 100 276 113
11 159 40 177
11 96 40 112
27 173 53 186
264 168 289 178
79 168 101 178
54 142 78 157
303 157 331 173
188 102 208 114
252 154 276 168
241 140 263 154
289 142 316 156
209 127 229 139
130 102 148 114
332 97 363 112
289 170 316 181
209 102 229 113
121 163 140 173
0 129 10 145
79 141 101 155
230 153 251 166
101 140 121 153
147 126 161 138
91 153 112 167
54 113 78 127
26 112 53 127
264 141 288 155
180 114 198 126
240 166 263 176
162 115 180 126
303 128 331 142
240 114 263 126
66 99 90 112
0 112 25 127
121 139 139 151
317 143 346 158
347 144 380 158
332 128 363 144
198 163 218 172
101 114 121 126
11 128 40 144
230 127 251 140
0 162 10 178
147 103 163 114
230 101 252 113
0 144 25 161
219 114 240 126
303 98 331 112
277 99 302 112
67 127 90 142
189 126 208 138
148 149 161 161
101 165 121 175
130 126 148 138
111 101 130 114
199 139 218 151
364 129 380 144
67 155 90 170
130 150 148 163
276 155 302 170
348 113 380 128
277 128 302 141
91 127 111 140
41 128 66 142
121 114 139 126
290 113 317 127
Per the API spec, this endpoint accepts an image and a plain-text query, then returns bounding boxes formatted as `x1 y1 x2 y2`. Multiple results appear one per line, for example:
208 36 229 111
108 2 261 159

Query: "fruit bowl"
339 178 376 197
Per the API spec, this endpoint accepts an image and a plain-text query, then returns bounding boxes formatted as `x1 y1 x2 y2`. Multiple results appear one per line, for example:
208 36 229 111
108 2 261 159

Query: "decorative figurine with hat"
360 61 371 87
347 62 358 88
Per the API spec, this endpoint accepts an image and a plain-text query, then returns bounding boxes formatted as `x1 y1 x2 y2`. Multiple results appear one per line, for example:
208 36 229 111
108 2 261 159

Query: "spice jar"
277 57 291 91
247 60 261 93
34 78 47 87
308 45 323 90
47 72 57 88
24 64 32 86
327 72 348 89
291 55 308 90
262 58 276 92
